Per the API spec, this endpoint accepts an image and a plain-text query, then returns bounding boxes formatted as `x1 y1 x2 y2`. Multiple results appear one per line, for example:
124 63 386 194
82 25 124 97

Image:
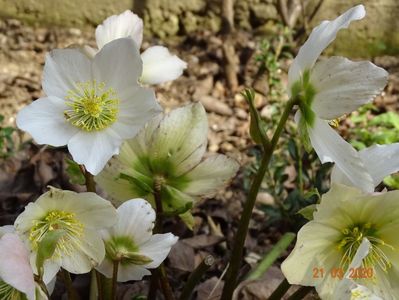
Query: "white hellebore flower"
95 103 240 228
14 187 117 279
16 38 162 175
282 184 399 300
289 4 388 192
91 10 187 85
332 143 399 192
96 199 178 281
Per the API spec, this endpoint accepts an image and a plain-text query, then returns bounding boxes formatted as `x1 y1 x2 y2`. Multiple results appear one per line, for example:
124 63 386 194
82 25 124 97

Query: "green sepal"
179 211 195 230
36 229 66 279
119 173 154 194
298 114 313 152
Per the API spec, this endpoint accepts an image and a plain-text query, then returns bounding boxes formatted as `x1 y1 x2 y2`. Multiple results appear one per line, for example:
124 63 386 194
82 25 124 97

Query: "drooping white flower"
282 184 399 299
93 10 187 85
14 187 117 278
332 143 399 192
16 38 162 175
95 103 240 228
96 199 178 281
289 5 388 193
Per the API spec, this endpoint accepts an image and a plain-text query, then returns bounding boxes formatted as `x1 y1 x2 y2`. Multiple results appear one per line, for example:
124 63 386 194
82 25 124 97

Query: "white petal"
288 5 365 88
67 129 122 175
42 48 92 99
95 10 143 49
93 38 142 94
0 225 15 237
307 116 374 192
109 87 162 140
0 233 35 300
141 46 187 84
331 143 399 190
96 259 151 282
149 103 208 176
182 155 239 197
112 199 155 245
139 233 178 268
16 97 79 147
311 57 388 119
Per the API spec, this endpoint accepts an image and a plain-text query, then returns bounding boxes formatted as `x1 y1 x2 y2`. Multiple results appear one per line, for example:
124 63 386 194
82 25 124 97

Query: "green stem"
220 98 298 300
82 167 96 193
61 269 80 300
111 260 119 300
179 255 215 300
286 286 313 299
246 232 296 280
267 279 291 300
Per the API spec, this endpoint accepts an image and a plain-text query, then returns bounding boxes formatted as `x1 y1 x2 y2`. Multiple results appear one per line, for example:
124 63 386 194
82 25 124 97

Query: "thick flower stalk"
289 4 388 193
96 103 239 228
282 184 399 299
331 143 399 192
84 10 187 85
96 199 178 281
16 38 162 175
14 187 117 281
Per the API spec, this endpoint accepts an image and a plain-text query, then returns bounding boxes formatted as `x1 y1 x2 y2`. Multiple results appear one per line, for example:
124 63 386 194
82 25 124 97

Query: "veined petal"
0 233 35 300
149 103 208 176
42 48 92 99
96 10 143 49
181 154 239 197
141 46 187 84
331 143 399 190
311 57 388 119
92 38 142 93
139 233 178 268
288 5 365 88
67 129 121 175
307 116 374 193
16 96 79 147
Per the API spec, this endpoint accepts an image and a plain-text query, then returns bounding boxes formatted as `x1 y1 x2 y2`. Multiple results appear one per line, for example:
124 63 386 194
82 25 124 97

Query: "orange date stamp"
312 267 374 280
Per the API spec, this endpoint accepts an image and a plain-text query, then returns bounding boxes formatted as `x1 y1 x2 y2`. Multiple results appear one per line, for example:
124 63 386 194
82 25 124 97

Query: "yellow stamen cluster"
338 223 394 272
64 80 119 131
29 210 84 257
0 280 22 300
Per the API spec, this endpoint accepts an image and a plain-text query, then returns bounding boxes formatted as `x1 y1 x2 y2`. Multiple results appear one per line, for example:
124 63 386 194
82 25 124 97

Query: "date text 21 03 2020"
312 267 374 280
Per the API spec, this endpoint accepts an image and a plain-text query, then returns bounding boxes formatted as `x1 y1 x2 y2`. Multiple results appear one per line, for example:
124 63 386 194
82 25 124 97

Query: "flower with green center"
14 187 117 279
96 199 178 281
95 103 240 228
332 143 399 192
289 4 388 193
16 38 162 175
281 184 399 299
83 10 187 85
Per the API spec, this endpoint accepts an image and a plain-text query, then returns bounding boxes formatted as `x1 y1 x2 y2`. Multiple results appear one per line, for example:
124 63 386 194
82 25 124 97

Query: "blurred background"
0 1 398 298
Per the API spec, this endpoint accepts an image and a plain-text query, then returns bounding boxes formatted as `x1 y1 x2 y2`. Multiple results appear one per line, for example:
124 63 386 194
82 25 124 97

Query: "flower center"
29 210 84 256
64 80 119 131
0 280 23 300
338 223 394 271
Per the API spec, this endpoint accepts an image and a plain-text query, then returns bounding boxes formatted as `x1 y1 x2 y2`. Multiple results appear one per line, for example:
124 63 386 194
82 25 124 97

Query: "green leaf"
0 115 4 123
370 111 399 129
297 204 317 220
65 158 85 185
36 230 66 278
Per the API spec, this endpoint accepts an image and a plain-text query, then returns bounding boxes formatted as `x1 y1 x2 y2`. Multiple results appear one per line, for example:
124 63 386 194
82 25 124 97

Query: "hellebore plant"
96 102 240 228
282 184 399 299
16 38 161 175
87 10 187 85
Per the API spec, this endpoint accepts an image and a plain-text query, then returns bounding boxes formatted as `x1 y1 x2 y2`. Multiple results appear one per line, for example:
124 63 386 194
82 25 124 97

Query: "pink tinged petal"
16 96 79 147
139 233 178 268
331 143 399 190
307 116 374 193
182 154 240 197
288 5 365 89
140 46 187 84
67 129 122 175
0 233 35 300
311 57 388 120
95 10 143 49
0 225 15 237
109 87 162 140
113 199 155 244
92 37 142 92
42 48 92 99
